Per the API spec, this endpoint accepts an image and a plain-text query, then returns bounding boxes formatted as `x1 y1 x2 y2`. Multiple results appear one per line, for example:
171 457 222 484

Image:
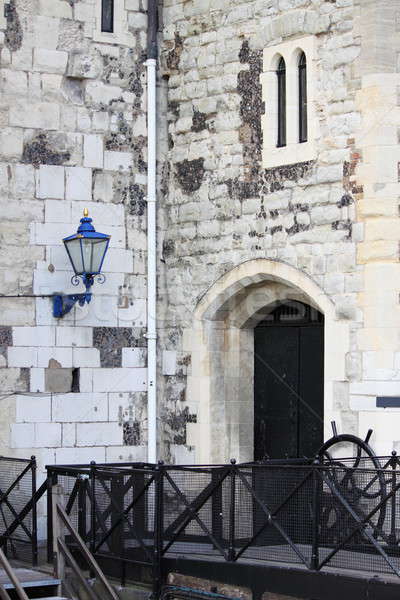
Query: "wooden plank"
0 548 29 600
57 503 119 600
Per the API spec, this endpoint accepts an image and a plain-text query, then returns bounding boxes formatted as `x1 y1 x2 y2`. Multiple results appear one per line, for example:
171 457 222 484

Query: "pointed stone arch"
184 259 350 464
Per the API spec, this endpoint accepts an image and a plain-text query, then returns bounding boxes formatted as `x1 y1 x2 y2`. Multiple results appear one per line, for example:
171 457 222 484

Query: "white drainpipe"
146 3 158 464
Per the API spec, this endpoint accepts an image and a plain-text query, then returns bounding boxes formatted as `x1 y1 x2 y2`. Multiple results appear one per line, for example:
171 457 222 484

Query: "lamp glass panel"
81 238 108 273
64 238 84 274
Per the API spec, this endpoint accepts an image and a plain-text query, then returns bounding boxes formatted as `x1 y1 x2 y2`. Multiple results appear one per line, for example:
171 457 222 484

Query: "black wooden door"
254 303 324 460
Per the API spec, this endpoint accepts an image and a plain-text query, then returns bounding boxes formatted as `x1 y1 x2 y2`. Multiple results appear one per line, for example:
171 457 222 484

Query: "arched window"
101 0 114 32
276 57 286 147
298 52 307 143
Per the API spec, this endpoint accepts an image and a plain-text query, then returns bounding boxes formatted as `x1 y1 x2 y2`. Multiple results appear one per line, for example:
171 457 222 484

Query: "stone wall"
159 0 400 462
0 0 150 474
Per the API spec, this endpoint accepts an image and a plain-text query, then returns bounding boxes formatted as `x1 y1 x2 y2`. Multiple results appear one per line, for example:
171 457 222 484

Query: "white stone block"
55 446 106 465
31 222 70 245
33 48 68 74
11 424 35 449
65 167 92 201
104 151 133 172
77 368 93 392
72 297 119 328
16 395 51 423
38 166 65 200
83 134 104 168
9 101 60 130
102 248 134 273
0 127 23 158
8 347 38 368
30 369 45 392
52 393 108 422
38 0 72 18
14 164 36 197
121 348 147 368
72 348 100 368
37 347 73 368
86 81 122 105
162 351 177 375
106 445 147 462
93 368 147 392
56 327 93 347
71 201 125 227
62 423 76 447
34 423 62 447
45 200 71 223
118 299 147 327
13 326 56 347
76 422 122 446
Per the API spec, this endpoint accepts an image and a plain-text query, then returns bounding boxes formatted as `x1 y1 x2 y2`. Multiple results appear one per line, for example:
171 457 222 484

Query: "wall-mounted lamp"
53 209 111 318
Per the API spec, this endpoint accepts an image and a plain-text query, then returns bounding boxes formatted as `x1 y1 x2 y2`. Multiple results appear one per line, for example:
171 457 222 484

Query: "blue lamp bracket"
52 274 105 318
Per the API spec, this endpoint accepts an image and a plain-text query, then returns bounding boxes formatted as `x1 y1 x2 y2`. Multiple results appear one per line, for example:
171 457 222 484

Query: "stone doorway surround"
182 259 351 464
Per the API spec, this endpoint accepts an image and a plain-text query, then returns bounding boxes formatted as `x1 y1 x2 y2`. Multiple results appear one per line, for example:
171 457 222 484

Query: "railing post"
211 468 223 550
389 450 397 546
311 459 320 570
153 461 164 599
52 484 66 595
47 470 57 564
77 474 88 542
90 461 96 555
228 459 236 562
31 456 38 567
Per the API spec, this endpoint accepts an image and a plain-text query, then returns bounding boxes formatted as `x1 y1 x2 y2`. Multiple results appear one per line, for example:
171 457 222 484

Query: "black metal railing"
46 452 400 590
0 455 46 565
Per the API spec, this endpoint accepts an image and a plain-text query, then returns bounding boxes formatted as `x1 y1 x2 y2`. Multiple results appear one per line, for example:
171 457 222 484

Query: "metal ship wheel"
316 422 387 544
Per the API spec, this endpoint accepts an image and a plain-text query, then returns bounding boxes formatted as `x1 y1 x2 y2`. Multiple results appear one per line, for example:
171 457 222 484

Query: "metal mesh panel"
0 457 34 560
47 457 400 582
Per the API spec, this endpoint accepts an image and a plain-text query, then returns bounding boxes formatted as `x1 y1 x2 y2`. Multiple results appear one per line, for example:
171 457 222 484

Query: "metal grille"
0 456 38 564
47 455 400 587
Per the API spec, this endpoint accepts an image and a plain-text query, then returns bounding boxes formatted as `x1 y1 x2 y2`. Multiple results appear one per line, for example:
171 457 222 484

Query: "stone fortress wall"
0 0 152 480
0 0 399 473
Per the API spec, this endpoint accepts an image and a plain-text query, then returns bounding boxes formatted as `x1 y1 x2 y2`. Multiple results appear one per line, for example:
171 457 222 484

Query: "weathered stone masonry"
0 0 151 489
158 0 400 462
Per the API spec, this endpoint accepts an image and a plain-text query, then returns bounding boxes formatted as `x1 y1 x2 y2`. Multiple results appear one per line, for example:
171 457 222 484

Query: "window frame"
298 52 308 144
277 57 287 148
101 0 114 33
260 36 317 169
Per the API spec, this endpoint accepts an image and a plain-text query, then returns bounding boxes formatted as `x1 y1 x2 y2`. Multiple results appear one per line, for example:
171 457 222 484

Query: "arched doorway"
254 300 324 460
188 259 349 465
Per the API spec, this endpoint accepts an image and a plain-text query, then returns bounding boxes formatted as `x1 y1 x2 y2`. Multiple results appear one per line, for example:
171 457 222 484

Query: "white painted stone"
38 166 65 200
72 347 100 368
13 327 56 347
83 134 104 168
162 350 177 375
30 369 46 393
65 167 92 201
34 423 62 447
11 424 35 449
56 327 93 348
52 393 108 422
55 446 106 464
8 347 38 368
92 368 147 392
37 347 73 368
76 422 122 446
121 348 147 368
118 299 147 327
15 395 51 423
104 151 133 171
62 423 76 447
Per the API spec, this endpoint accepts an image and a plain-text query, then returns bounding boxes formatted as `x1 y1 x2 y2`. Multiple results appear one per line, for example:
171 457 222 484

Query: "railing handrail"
53 496 119 600
0 547 29 600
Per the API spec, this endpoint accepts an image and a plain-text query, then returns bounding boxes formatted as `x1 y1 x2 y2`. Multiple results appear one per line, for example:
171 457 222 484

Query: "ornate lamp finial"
83 208 89 217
